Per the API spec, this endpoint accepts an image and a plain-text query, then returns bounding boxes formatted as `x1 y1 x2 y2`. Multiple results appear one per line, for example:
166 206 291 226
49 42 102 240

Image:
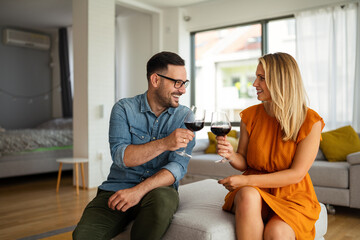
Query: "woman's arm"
218 121 322 190
216 121 249 171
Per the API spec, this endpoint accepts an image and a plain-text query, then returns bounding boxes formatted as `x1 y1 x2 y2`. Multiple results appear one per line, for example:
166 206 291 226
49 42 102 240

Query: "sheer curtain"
296 3 359 131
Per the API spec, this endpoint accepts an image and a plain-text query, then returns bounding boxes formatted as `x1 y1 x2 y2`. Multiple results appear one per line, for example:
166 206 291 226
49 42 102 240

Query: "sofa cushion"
315 149 327 161
188 154 242 178
113 179 327 240
347 151 360 165
320 125 360 162
193 138 209 153
314 186 349 207
163 179 236 240
309 161 349 188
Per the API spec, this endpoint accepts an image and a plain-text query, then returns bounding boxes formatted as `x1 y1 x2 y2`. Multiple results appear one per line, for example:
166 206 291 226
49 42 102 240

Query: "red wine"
211 126 231 136
185 121 204 132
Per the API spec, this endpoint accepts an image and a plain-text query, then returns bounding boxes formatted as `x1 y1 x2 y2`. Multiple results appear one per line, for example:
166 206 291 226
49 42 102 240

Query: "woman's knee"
234 187 262 212
264 216 295 240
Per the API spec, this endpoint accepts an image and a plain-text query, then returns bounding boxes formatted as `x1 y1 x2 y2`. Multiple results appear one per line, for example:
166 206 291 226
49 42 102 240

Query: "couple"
73 51 324 240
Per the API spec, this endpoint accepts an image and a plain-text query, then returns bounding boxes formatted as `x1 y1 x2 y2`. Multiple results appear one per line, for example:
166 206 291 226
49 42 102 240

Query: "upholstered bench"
113 179 328 240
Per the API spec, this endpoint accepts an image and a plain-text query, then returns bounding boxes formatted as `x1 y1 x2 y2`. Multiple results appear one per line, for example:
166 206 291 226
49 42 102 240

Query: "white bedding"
0 118 73 178
0 118 73 156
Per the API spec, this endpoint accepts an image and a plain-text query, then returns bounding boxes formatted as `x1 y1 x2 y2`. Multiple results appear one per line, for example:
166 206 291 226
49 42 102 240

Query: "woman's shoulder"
241 103 263 116
304 108 324 126
240 103 264 131
296 108 325 143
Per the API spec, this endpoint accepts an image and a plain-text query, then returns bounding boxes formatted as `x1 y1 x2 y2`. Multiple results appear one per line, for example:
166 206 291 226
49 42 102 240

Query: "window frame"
190 15 294 126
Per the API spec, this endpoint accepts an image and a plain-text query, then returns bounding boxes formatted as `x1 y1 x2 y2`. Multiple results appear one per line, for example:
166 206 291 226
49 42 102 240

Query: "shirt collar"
140 91 176 115
140 91 152 113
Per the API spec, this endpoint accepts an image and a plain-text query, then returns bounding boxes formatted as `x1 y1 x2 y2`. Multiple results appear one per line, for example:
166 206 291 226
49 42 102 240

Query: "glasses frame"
156 73 190 89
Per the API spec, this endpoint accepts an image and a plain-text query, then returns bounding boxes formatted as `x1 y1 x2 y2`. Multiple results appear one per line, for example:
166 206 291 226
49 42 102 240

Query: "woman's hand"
218 175 249 191
216 135 234 159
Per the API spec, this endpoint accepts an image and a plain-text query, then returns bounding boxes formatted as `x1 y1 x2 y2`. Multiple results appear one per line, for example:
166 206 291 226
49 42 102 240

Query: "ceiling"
0 0 72 29
135 0 215 8
0 0 214 30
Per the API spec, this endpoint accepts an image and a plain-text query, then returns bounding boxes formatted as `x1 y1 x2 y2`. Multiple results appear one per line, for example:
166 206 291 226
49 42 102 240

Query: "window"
192 17 295 123
267 18 296 58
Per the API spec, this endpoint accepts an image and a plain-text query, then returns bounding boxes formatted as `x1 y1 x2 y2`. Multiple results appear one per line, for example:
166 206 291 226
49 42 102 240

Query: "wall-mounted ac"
2 28 50 50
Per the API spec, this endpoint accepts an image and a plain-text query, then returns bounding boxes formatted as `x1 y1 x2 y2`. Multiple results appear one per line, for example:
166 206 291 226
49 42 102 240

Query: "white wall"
161 8 192 107
115 10 152 100
0 27 54 129
73 0 115 188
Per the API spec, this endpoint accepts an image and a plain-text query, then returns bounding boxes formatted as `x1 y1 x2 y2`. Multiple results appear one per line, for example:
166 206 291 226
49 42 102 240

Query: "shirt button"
146 171 149 173
153 137 156 140
156 120 158 122
142 136 144 139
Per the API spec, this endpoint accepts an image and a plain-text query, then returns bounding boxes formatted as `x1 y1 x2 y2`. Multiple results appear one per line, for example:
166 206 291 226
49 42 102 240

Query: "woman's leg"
264 215 295 240
232 187 268 240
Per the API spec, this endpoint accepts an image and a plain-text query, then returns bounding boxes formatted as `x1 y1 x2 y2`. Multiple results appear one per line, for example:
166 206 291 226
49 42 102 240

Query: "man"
73 51 195 240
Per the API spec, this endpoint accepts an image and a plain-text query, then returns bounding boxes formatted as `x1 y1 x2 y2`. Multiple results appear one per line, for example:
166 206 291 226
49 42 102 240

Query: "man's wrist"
134 182 148 196
156 137 168 152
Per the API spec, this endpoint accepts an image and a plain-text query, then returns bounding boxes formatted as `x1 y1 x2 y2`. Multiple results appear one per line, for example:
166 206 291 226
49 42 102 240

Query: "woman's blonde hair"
259 52 308 141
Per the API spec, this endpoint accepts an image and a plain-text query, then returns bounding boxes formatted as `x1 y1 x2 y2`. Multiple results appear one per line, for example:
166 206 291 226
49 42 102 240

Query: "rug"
18 226 75 240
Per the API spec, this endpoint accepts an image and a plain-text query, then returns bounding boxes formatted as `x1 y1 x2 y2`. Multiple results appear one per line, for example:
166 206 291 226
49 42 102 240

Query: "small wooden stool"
56 157 88 195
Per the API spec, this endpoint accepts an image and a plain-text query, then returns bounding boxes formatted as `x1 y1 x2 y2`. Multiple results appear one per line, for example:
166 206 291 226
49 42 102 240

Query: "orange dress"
222 103 325 240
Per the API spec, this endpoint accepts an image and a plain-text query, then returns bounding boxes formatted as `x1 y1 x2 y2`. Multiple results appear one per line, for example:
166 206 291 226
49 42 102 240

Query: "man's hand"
108 187 145 212
164 128 194 151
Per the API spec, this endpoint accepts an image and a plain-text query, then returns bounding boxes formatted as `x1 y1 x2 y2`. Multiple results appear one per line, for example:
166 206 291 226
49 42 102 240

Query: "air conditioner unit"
2 28 50 50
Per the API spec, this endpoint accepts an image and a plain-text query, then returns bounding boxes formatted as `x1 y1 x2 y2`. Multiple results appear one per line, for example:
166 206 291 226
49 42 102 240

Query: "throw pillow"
320 125 360 162
205 130 238 154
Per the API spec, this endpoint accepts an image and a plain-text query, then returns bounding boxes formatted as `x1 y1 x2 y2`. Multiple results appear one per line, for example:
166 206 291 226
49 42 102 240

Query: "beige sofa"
182 136 360 210
114 179 328 240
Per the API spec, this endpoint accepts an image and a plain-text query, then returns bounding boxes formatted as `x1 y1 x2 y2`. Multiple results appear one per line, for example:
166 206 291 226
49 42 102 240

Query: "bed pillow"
36 118 73 130
320 125 360 162
205 130 238 154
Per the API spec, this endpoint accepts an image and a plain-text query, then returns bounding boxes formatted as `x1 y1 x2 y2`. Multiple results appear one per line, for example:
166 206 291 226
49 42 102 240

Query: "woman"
216 52 324 240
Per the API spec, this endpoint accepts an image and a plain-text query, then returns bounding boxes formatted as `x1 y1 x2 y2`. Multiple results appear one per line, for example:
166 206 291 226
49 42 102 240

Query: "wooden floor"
0 172 97 240
0 173 360 240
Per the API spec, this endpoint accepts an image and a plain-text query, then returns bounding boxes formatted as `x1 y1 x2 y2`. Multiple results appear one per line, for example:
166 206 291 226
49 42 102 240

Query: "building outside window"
192 17 296 123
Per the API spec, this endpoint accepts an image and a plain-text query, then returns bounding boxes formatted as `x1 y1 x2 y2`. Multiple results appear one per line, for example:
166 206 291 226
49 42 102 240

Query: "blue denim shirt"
99 92 195 192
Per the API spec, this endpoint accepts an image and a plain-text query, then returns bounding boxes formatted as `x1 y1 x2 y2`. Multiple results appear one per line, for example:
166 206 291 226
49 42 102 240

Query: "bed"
0 118 73 178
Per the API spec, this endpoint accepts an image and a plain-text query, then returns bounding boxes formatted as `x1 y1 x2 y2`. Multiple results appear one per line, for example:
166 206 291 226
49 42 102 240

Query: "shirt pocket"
130 126 150 144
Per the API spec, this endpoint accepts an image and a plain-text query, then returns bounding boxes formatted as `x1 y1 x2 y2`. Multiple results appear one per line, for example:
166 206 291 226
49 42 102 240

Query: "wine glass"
176 106 205 158
211 111 232 163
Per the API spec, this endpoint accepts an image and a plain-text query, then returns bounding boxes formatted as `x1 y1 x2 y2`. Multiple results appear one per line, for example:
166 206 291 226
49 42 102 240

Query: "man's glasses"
157 73 190 89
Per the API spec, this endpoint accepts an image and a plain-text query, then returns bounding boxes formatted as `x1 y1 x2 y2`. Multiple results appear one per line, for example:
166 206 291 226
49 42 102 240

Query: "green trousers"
73 186 179 240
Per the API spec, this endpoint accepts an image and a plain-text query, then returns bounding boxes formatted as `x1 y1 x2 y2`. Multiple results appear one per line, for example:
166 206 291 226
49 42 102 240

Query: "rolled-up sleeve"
161 136 196 185
109 102 131 169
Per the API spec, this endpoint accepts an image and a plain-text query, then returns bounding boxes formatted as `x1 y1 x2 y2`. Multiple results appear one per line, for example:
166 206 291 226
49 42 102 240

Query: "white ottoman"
114 179 327 240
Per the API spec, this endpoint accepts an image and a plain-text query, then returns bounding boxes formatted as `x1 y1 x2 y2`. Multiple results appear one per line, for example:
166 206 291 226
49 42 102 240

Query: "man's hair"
146 51 185 81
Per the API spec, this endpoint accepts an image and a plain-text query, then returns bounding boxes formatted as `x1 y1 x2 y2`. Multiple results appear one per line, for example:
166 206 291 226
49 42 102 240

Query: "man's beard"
155 88 180 109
